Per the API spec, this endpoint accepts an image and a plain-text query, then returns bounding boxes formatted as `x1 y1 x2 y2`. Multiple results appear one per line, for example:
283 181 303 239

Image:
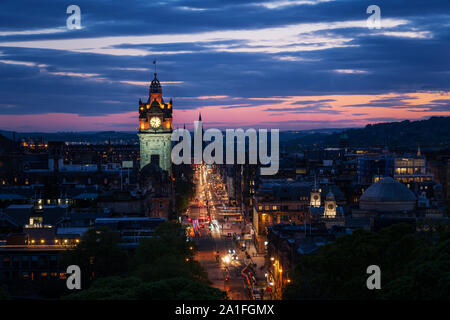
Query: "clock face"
150 117 161 128
328 204 334 210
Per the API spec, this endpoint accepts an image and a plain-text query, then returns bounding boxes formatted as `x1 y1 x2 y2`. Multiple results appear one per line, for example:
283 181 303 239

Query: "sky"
0 0 448 132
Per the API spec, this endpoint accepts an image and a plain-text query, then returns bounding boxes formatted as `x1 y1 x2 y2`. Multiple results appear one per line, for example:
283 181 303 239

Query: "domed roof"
359 177 416 212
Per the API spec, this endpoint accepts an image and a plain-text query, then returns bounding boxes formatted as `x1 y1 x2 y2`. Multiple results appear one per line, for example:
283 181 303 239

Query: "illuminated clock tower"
138 71 173 173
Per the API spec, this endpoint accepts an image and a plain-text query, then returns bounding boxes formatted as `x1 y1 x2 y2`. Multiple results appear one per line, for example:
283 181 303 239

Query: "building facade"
138 72 173 173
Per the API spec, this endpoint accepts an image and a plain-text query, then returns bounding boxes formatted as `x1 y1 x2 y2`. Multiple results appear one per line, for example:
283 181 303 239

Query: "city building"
350 176 445 231
252 179 346 252
266 223 336 299
138 71 173 173
394 148 433 183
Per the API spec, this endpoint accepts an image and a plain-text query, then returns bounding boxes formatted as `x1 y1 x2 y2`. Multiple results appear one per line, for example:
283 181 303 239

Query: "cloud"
342 95 419 108
0 19 409 56
333 69 368 74
0 0 448 131
0 27 67 37
254 0 334 10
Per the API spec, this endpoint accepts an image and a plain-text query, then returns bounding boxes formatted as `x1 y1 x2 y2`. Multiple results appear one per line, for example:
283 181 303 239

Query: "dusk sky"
0 0 448 132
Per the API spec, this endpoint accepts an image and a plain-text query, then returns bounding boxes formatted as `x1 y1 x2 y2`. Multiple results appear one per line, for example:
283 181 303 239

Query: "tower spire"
199 113 202 122
417 144 421 157
153 59 157 76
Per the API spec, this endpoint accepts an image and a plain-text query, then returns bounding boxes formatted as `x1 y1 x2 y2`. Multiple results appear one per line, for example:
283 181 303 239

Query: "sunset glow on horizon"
0 0 448 132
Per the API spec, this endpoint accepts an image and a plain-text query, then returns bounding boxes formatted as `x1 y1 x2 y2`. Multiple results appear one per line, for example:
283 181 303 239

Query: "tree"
0 287 10 300
64 222 225 300
64 276 227 300
173 164 195 214
61 227 129 289
283 223 450 300
132 221 208 283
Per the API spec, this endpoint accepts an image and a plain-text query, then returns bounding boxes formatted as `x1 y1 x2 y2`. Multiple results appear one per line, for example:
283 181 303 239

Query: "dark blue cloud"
0 0 448 126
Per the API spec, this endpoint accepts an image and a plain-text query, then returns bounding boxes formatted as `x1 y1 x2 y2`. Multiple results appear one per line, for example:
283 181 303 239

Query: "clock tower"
138 71 173 173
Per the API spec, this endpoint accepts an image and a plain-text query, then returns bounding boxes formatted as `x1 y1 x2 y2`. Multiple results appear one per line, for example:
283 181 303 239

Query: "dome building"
359 177 416 212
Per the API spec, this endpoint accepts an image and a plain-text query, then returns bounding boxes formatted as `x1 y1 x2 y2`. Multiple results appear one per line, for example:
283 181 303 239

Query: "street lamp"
223 255 231 264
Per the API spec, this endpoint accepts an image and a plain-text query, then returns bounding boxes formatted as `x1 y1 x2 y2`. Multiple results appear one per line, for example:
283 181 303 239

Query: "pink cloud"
1 92 448 132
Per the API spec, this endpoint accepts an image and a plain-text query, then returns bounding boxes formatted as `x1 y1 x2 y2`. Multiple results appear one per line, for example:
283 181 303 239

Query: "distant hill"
0 130 138 144
286 117 450 149
1 117 449 148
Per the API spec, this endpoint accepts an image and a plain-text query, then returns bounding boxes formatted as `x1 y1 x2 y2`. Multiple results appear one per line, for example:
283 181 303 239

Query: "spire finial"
153 59 157 75
417 144 421 157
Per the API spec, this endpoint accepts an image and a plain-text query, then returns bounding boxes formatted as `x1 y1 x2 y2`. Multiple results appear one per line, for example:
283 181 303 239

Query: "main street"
184 164 252 300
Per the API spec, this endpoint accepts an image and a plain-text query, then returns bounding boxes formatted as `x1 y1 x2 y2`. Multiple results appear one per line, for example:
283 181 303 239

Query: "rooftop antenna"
153 59 157 76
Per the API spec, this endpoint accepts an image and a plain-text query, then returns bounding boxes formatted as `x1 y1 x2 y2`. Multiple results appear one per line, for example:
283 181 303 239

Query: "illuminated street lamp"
223 255 231 264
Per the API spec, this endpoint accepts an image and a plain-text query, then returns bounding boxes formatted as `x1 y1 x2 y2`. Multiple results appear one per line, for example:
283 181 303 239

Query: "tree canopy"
63 221 226 300
283 223 450 300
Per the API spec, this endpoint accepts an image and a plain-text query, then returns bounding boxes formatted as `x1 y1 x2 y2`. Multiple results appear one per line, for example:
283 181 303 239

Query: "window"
49 255 57 268
31 256 38 268
13 256 20 269
21 256 29 268
2 256 10 268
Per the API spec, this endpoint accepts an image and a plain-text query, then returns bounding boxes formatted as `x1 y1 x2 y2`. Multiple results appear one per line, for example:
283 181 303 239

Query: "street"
182 164 267 300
